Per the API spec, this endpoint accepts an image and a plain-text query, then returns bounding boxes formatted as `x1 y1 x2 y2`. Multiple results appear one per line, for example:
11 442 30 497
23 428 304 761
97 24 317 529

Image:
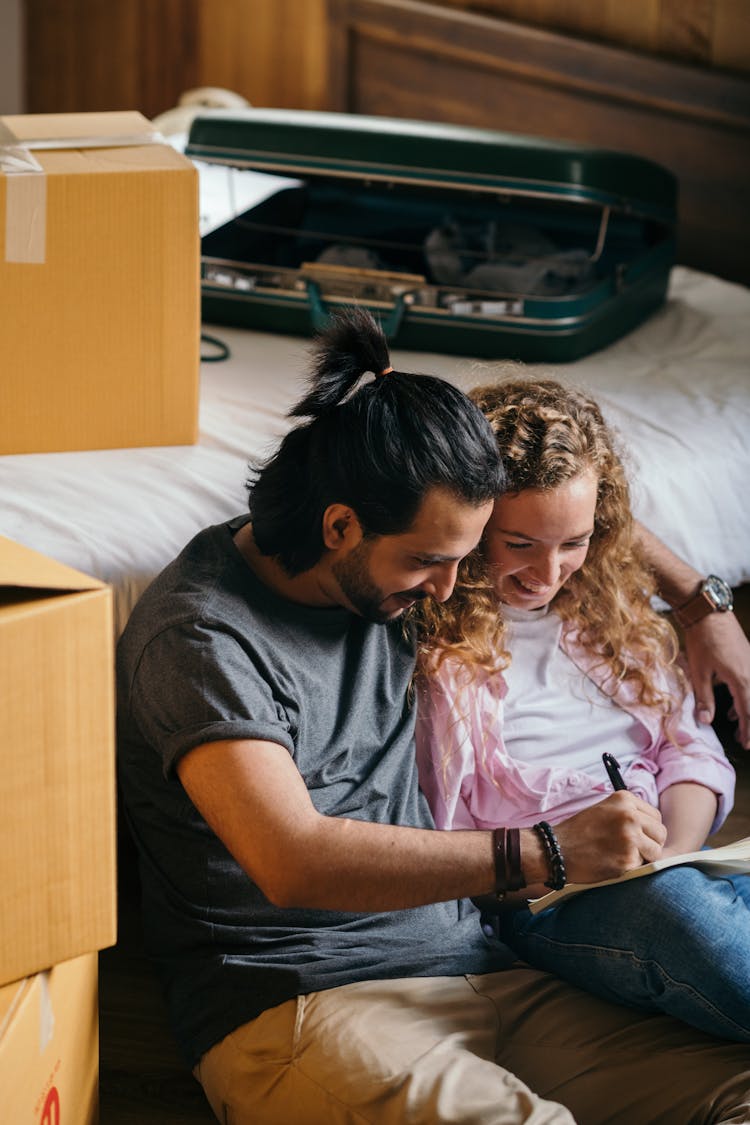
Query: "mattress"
1 265 748 636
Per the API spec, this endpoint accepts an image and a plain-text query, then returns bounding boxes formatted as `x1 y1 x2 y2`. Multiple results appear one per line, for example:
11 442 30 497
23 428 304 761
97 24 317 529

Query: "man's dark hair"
248 307 505 575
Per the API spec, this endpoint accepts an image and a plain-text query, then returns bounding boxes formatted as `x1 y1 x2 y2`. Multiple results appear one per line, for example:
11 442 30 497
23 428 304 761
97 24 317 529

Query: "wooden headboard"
327 0 750 287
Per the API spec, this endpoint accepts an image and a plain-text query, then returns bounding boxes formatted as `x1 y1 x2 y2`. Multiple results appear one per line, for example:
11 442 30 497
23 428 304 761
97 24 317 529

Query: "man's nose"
424 562 459 603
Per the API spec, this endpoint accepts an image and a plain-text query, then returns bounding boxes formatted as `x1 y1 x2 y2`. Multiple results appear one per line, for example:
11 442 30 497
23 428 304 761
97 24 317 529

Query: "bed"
1 254 748 638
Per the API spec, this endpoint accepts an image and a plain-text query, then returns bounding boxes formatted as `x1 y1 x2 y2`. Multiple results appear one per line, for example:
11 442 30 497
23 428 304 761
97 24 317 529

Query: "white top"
502 604 650 777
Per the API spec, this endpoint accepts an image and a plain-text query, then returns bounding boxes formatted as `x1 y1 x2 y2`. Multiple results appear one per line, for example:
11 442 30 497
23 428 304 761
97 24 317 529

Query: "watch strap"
673 589 714 628
673 576 733 629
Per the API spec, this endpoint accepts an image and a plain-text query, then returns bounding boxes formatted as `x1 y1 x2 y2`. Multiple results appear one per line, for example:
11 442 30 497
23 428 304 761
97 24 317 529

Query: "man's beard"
332 539 426 624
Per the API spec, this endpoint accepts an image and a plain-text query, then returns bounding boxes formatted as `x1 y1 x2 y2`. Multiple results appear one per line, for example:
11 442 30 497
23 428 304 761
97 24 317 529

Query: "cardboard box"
0 953 99 1124
0 537 116 987
0 111 199 453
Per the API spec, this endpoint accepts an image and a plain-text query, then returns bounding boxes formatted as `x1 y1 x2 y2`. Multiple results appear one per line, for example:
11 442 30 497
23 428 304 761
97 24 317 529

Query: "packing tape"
0 121 46 263
0 118 44 173
38 970 55 1053
0 145 44 173
5 173 46 263
0 119 39 172
0 122 166 264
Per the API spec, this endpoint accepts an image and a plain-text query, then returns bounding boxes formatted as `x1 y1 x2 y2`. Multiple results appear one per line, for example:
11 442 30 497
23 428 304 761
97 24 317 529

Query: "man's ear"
322 504 363 551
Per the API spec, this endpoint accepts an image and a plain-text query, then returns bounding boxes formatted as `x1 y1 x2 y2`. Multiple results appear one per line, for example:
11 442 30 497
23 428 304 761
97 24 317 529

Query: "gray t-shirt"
117 518 513 1066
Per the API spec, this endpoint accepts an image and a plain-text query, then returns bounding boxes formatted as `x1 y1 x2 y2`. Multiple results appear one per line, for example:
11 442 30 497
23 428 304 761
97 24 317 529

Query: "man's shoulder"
120 520 251 648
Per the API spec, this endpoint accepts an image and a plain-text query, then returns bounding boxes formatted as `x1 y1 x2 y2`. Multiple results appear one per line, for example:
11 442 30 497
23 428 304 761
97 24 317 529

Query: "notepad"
528 836 750 915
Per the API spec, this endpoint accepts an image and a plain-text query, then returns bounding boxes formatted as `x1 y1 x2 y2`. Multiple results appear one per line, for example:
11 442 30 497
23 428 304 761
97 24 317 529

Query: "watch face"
705 574 733 610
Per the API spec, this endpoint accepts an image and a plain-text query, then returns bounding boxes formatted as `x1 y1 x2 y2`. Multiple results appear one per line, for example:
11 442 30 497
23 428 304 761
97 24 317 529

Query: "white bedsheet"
1 266 748 635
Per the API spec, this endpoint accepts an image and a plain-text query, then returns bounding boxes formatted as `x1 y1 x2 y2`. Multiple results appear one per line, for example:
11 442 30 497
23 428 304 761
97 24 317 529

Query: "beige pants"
194 967 750 1125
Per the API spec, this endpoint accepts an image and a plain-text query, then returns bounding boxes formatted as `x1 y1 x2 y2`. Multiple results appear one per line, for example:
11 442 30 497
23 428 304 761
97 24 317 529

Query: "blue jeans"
498 864 750 1042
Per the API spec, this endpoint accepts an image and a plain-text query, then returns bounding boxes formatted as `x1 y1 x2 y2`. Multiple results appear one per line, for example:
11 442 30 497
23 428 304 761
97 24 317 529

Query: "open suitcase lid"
187 107 677 361
186 107 677 224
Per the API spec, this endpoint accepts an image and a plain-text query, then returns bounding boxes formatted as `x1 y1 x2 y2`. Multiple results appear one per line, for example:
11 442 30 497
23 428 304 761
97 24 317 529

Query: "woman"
415 378 750 1042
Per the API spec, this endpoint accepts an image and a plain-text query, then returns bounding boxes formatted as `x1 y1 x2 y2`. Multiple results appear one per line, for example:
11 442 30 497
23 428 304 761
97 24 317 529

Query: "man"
118 309 750 1124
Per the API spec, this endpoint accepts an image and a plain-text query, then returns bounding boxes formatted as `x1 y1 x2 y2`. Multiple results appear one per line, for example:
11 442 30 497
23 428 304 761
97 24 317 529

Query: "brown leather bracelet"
506 826 525 890
492 827 526 900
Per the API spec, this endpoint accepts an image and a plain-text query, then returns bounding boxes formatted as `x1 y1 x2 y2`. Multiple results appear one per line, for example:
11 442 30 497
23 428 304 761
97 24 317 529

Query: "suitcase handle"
306 281 409 340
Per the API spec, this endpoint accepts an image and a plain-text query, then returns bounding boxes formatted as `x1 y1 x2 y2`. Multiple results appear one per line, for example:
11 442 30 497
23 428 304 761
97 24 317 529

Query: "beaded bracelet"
492 826 526 900
533 820 567 891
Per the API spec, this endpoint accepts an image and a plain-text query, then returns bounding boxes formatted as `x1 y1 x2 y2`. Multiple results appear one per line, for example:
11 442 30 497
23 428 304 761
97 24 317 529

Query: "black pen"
602 752 628 791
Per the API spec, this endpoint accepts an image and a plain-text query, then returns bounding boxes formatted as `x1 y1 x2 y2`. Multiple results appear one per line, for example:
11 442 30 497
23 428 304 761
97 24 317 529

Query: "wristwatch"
672 574 734 629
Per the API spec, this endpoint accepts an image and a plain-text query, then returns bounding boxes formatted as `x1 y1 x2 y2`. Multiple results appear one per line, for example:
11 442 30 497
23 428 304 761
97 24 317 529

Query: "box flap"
1 110 158 146
0 536 103 593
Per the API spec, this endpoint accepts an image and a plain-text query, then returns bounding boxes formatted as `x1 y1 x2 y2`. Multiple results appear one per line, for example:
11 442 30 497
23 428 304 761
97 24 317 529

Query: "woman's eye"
506 542 531 551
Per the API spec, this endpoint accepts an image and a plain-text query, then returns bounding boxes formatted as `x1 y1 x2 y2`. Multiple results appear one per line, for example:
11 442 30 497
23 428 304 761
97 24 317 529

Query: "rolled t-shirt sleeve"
127 619 295 776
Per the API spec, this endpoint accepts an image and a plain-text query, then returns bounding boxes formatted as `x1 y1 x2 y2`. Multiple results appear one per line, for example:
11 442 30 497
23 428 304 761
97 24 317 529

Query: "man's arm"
635 521 750 749
176 738 665 910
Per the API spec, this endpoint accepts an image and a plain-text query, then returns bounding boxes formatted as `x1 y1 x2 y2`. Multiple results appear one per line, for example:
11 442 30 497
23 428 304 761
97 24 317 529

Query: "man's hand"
632 522 750 751
683 611 750 750
551 792 666 888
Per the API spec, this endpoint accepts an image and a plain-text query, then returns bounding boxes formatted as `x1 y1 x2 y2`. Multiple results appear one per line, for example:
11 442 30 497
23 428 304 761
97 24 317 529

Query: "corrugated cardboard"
0 536 117 987
0 953 99 1124
0 111 199 453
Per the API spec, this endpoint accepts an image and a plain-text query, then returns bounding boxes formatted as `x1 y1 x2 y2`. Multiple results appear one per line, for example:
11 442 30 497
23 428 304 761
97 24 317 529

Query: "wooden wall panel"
434 0 750 71
714 0 750 71
25 0 201 118
24 0 329 119
21 0 750 284
327 0 750 286
23 0 750 122
196 0 329 110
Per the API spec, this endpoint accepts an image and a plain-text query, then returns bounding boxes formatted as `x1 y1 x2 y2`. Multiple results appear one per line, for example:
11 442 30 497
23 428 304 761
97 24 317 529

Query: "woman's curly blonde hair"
415 377 685 720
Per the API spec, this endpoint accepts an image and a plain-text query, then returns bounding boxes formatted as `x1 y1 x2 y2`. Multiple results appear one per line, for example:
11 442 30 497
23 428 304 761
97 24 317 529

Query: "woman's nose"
529 552 560 587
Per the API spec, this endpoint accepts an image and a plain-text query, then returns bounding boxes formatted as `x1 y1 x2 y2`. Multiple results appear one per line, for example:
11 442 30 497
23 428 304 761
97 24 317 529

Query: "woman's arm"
659 782 718 856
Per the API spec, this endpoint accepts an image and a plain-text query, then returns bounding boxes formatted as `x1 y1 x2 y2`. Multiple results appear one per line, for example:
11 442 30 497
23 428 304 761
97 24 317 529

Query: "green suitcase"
186 108 677 362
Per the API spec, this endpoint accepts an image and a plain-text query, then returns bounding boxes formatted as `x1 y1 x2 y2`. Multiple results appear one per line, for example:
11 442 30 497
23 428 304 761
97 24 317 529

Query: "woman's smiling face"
483 469 599 610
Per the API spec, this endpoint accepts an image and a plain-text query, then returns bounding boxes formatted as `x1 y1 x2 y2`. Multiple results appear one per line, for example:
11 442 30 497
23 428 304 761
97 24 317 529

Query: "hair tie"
378 366 393 377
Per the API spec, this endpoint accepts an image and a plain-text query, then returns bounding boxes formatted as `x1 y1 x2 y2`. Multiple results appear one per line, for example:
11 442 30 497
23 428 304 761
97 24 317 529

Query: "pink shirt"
415 622 734 835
